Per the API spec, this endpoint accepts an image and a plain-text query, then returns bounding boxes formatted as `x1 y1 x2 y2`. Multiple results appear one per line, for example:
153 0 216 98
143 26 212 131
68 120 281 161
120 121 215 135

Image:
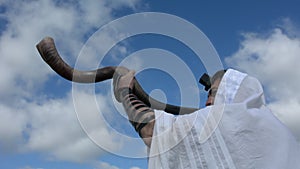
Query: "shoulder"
154 108 210 127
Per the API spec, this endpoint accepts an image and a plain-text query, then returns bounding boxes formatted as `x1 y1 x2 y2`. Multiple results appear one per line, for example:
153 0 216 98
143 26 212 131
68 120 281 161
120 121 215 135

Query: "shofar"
36 37 198 115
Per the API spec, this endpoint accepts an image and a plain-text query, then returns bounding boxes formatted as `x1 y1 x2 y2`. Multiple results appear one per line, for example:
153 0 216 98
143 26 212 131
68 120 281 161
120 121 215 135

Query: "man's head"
205 70 226 106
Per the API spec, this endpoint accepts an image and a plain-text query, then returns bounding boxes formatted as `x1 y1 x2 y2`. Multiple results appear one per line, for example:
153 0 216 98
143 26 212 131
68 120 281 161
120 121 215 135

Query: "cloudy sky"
0 0 300 169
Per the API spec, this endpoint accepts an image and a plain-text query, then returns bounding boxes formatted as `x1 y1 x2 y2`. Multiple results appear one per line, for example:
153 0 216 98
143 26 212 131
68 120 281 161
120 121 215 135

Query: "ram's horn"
36 37 198 115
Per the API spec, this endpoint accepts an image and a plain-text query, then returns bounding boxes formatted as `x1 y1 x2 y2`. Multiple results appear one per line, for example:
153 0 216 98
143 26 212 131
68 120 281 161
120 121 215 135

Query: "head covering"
149 69 300 169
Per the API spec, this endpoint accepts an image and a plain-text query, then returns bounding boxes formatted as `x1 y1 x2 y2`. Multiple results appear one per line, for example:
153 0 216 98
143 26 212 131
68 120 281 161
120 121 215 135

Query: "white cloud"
94 161 120 169
0 90 122 163
130 167 142 169
0 103 27 152
0 0 140 99
107 0 141 10
225 20 300 141
23 92 118 163
0 0 143 164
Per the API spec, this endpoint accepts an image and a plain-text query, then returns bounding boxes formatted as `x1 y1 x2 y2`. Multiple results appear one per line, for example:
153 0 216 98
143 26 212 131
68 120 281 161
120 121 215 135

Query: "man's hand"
117 70 135 90
113 68 154 147
113 67 135 102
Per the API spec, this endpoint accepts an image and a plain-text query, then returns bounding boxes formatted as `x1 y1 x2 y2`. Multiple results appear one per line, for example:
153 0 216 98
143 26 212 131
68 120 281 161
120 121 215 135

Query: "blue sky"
0 0 300 169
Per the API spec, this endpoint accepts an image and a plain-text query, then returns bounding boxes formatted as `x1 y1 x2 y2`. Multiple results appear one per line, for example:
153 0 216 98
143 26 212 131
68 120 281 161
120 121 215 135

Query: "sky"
0 0 300 169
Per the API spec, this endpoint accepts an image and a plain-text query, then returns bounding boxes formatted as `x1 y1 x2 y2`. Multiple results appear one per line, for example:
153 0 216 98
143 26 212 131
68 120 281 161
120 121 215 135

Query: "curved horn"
36 37 198 115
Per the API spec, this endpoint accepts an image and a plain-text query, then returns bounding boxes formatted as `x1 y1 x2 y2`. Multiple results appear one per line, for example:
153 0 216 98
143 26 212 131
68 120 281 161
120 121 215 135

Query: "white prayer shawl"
148 69 300 169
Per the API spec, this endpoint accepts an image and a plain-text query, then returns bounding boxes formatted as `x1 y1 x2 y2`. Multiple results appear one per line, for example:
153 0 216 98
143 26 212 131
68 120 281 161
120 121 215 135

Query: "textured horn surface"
36 37 198 115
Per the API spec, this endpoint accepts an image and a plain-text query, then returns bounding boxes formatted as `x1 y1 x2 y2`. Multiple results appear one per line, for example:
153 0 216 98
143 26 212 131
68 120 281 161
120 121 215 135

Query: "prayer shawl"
148 69 300 169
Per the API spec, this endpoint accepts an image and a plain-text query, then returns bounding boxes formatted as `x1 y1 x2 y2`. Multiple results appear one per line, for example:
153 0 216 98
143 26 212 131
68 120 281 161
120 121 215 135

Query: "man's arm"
115 71 155 147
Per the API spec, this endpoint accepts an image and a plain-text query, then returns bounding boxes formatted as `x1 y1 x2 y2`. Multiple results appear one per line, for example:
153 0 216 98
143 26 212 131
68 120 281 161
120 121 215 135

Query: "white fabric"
148 69 300 169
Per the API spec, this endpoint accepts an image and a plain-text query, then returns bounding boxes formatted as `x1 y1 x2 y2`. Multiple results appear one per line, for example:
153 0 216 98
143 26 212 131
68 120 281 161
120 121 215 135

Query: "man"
114 68 300 169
